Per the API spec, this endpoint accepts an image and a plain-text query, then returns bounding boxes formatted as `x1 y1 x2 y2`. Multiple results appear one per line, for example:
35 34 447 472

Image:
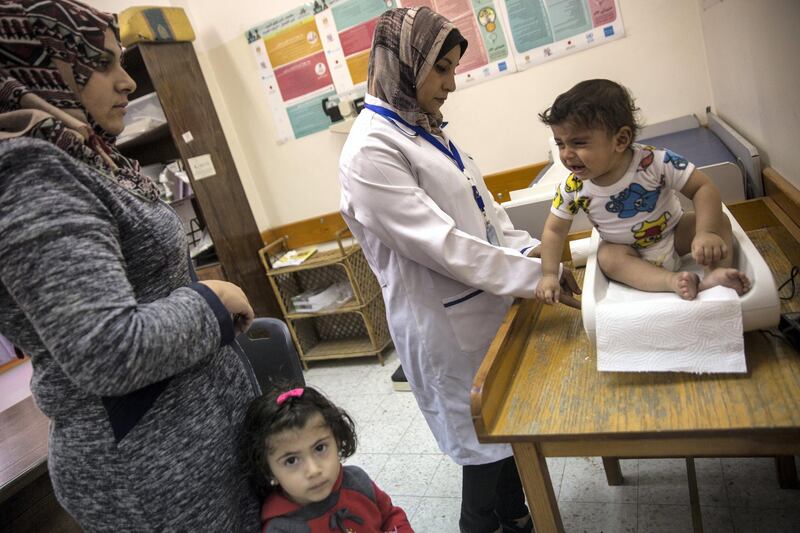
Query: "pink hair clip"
276 388 304 405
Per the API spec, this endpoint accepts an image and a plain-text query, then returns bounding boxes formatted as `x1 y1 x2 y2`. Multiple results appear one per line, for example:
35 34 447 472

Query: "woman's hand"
199 280 255 336
535 270 581 308
558 268 582 309
526 245 541 258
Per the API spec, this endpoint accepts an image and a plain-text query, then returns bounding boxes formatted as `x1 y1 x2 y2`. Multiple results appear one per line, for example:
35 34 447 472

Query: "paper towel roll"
595 285 746 373
569 237 592 267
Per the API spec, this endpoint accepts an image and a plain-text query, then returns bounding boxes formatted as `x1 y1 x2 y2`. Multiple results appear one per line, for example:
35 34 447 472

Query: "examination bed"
500 112 780 369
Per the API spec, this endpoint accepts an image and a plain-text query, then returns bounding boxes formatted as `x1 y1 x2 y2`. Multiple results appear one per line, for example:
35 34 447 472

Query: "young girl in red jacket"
242 385 413 532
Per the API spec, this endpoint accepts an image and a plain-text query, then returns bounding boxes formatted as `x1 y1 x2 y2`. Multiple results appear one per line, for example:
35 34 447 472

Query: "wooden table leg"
775 456 799 489
686 458 704 533
601 457 624 485
512 442 564 533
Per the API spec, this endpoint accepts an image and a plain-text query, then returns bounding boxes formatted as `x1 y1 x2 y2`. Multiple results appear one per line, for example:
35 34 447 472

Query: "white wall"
93 0 714 229
699 0 800 190
197 0 715 228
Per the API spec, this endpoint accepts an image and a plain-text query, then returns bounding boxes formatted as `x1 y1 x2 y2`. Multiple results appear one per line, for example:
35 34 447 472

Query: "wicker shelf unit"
259 229 391 368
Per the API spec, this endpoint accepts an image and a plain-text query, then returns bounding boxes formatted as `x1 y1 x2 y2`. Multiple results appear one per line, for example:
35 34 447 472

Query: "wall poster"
247 0 624 143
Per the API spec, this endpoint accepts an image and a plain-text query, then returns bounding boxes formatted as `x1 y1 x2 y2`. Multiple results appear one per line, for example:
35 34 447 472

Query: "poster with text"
398 0 516 88
317 0 397 99
501 0 624 70
247 3 341 143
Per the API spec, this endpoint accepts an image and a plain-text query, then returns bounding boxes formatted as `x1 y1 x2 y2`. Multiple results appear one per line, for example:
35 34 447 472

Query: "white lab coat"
339 95 546 465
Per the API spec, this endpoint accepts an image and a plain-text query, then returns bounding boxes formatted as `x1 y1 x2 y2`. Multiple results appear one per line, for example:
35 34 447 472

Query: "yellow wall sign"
264 17 324 69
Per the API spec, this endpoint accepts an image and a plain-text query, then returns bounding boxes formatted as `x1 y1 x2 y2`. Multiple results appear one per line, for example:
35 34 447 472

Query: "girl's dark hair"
240 383 357 499
539 79 641 140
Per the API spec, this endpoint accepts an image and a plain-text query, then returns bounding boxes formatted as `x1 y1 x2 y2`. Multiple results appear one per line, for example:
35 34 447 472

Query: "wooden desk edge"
471 191 800 442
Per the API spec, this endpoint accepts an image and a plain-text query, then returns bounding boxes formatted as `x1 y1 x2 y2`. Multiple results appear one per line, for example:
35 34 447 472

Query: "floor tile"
425 456 462 498
731 506 800 533
373 391 421 422
331 393 386 425
546 457 566 499
700 506 734 533
356 418 412 453
695 458 728 507
638 459 689 505
560 457 639 504
375 453 443 497
390 495 422 522
637 504 693 533
303 370 377 398
722 458 800 509
411 497 462 533
345 452 390 480
559 501 637 533
395 418 442 455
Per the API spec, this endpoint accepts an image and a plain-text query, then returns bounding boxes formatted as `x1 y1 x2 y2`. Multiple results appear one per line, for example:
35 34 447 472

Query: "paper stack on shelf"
272 248 317 268
291 281 353 313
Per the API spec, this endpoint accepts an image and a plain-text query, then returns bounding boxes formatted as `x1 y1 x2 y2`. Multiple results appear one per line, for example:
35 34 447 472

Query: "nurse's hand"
558 268 582 309
525 245 541 258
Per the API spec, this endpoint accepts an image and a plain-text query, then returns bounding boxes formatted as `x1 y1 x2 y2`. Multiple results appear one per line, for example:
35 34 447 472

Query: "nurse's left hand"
526 245 541 258
558 268 582 309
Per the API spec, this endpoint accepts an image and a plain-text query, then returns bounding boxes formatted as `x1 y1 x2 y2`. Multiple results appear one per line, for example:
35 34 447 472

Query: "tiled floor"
304 349 800 533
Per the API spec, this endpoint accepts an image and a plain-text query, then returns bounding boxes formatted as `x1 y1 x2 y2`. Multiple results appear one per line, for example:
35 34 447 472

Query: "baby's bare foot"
699 268 751 295
670 271 699 300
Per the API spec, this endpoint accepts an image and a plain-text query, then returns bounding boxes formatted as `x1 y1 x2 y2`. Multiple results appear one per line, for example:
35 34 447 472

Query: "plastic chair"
236 318 305 392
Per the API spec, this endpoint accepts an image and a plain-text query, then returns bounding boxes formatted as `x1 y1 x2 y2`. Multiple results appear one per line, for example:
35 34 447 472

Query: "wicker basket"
258 228 391 368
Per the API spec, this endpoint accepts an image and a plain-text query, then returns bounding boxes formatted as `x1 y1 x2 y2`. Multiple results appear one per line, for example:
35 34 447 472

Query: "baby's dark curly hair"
539 79 641 141
240 384 357 499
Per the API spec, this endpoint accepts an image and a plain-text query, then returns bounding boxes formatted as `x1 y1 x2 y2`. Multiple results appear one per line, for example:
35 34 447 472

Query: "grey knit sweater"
0 138 261 531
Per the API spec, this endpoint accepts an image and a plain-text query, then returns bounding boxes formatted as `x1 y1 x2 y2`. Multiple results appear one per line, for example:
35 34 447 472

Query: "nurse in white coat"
339 7 579 533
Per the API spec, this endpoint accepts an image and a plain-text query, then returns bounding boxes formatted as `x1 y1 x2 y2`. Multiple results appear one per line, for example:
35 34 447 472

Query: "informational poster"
318 0 397 98
501 0 624 70
247 0 624 143
247 3 340 143
398 0 516 88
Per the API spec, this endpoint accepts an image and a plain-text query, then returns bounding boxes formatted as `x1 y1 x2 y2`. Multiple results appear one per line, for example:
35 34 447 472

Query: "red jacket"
261 465 413 532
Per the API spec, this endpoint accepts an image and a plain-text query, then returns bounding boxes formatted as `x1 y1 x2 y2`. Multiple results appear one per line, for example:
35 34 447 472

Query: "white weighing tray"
582 205 781 343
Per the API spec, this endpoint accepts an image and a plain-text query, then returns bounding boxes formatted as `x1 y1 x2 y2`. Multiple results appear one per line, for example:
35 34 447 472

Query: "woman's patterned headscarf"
367 7 464 134
0 0 160 201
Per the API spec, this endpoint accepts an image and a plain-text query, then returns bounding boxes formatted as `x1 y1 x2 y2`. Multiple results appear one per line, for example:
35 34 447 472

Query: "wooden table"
471 198 800 533
0 396 49 505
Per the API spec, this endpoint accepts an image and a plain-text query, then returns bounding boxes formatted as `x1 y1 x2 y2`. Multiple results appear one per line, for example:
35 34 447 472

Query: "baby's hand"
535 274 561 305
691 231 727 266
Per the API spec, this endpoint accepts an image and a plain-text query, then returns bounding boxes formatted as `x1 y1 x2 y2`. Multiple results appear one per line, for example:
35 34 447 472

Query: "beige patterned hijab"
366 6 459 134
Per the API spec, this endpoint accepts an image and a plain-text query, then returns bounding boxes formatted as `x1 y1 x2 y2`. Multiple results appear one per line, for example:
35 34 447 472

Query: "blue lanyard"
364 103 488 214
364 103 465 172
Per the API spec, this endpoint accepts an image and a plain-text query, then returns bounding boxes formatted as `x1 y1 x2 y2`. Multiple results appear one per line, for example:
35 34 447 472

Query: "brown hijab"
0 0 160 201
366 6 463 134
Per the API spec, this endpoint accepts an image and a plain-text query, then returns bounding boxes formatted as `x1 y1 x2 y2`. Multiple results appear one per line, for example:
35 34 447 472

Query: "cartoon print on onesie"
553 187 564 210
565 173 583 193
631 212 671 249
571 196 591 213
638 147 655 171
605 176 665 218
663 149 689 170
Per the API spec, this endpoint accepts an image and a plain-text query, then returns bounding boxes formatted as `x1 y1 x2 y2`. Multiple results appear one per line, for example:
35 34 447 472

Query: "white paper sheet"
596 285 746 373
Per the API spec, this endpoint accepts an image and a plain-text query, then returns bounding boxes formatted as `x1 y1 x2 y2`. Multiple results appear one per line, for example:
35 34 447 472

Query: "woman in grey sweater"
0 1 261 530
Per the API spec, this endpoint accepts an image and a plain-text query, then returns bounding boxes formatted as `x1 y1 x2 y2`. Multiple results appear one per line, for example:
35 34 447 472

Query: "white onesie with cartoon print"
549 144 695 269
